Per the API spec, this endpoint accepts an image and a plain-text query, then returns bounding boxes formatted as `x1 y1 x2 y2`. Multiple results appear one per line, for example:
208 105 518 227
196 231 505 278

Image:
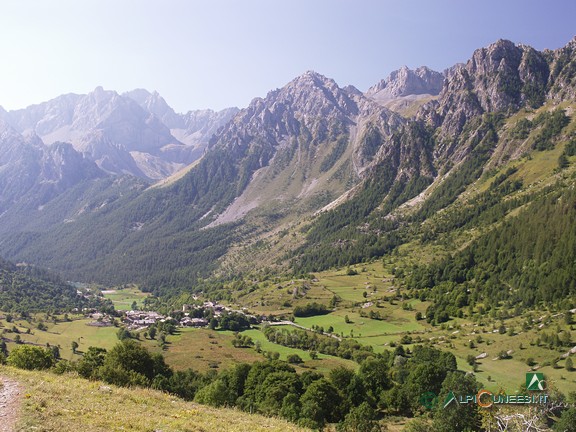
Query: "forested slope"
0 257 86 313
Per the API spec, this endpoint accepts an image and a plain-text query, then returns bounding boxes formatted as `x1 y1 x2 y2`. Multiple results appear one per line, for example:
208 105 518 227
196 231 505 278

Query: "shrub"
7 345 54 370
287 354 303 364
293 302 329 317
565 357 573 371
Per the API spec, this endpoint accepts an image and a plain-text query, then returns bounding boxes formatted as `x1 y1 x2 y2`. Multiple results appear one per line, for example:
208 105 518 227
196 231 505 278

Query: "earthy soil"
0 377 21 432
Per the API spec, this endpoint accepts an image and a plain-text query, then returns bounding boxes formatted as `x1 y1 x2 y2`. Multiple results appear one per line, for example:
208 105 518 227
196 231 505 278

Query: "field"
141 327 357 374
144 328 263 372
102 285 149 310
1 367 309 432
238 328 358 373
446 318 576 394
0 314 118 361
232 258 576 395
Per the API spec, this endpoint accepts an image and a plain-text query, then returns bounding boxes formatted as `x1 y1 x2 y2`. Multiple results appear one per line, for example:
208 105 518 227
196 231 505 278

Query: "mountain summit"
365 66 444 116
0 37 575 293
367 66 444 102
203 70 404 226
4 88 238 181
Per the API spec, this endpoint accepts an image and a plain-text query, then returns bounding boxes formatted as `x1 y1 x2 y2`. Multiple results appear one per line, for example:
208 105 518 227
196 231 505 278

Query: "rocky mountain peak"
282 70 341 97
213 71 366 158
122 88 152 105
367 66 444 102
547 36 576 101
123 88 183 129
268 70 360 121
422 38 553 145
0 117 23 145
467 39 521 82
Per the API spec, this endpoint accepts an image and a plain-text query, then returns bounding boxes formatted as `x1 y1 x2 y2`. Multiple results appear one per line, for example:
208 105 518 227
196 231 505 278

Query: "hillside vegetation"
1 367 309 432
0 257 88 313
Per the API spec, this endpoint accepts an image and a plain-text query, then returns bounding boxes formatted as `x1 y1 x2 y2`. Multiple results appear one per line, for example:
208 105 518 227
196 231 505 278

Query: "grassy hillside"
1 367 309 432
0 314 118 360
202 257 576 395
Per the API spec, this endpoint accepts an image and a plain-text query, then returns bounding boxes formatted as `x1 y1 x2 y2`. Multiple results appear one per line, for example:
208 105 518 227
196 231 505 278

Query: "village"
84 300 262 332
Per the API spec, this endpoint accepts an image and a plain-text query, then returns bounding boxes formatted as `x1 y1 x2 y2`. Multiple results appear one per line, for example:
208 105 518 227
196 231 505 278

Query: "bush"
53 359 77 375
98 340 172 387
293 302 330 317
337 402 380 432
7 345 54 370
287 354 303 364
77 346 107 379
232 334 254 348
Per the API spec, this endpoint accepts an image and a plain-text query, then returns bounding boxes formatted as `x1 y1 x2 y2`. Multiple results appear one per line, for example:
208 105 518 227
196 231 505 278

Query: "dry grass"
2 366 310 432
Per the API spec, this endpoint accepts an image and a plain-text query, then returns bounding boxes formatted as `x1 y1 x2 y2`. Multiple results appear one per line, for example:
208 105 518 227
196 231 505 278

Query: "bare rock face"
211 70 403 172
0 119 104 213
6 87 239 181
420 39 553 145
367 66 444 102
464 39 549 112
123 89 184 129
204 71 410 226
547 36 576 101
5 88 181 179
124 88 239 166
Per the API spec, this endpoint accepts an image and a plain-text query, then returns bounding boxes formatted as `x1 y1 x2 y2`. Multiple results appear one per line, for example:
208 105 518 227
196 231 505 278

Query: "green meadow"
0 315 118 360
102 285 149 310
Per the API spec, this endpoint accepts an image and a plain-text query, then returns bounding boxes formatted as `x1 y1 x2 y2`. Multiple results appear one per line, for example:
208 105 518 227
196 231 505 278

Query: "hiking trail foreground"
0 377 21 432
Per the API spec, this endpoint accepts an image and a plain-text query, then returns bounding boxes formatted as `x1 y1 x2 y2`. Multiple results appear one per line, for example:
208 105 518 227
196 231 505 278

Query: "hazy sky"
0 0 575 113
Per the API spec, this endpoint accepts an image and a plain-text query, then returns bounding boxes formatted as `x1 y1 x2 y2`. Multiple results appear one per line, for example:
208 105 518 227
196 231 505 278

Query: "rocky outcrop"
547 36 576 101
0 119 104 213
367 66 444 102
123 89 184 129
418 39 557 148
124 89 239 167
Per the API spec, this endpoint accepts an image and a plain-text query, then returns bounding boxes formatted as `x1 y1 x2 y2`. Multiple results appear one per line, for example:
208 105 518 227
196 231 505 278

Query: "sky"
0 0 575 113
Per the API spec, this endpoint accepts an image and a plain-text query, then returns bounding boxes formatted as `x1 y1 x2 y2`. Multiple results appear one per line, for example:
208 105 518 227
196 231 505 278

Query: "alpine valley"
1 37 576 431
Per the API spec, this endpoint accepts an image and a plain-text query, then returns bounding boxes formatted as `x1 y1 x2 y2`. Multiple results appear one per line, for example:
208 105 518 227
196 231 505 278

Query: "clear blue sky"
0 0 574 113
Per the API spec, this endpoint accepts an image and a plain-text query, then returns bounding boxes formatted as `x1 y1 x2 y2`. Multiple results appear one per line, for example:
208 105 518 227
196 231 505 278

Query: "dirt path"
0 377 21 432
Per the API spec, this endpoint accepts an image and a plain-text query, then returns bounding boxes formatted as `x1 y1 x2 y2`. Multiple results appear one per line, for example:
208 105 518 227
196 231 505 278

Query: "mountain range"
0 37 575 306
0 87 238 181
